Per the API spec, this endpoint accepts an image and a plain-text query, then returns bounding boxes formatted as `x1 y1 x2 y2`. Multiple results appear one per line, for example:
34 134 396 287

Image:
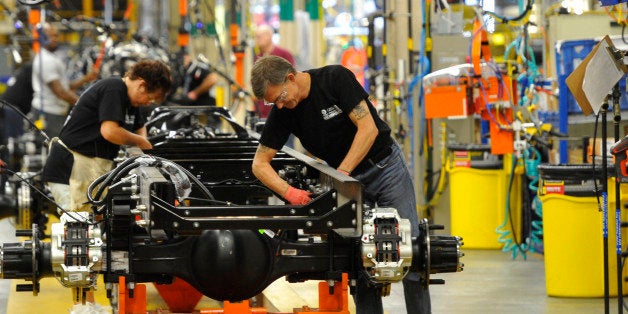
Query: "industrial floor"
0 216 625 314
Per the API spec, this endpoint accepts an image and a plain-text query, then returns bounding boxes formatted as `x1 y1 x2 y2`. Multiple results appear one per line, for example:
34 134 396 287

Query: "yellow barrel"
448 154 522 249
541 192 627 297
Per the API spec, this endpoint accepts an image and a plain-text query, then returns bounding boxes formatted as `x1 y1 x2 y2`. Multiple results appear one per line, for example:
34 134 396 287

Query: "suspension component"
50 212 103 288
361 208 413 282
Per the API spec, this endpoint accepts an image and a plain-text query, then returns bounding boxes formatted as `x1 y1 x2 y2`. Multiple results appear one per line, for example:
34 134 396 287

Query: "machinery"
0 106 463 312
0 101 55 235
422 61 516 155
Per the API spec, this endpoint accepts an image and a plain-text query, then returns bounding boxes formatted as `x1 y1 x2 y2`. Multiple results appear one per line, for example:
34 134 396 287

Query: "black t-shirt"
0 63 33 114
43 77 143 184
60 77 143 159
259 65 391 169
185 63 215 106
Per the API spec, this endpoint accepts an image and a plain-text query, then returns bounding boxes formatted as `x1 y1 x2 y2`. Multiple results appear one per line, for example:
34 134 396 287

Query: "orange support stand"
153 277 203 313
297 273 350 314
200 273 351 314
201 300 268 314
117 273 350 314
117 276 147 314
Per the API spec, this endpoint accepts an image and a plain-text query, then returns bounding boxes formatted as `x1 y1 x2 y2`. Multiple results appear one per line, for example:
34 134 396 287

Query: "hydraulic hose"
0 100 50 145
87 155 215 210
423 122 448 210
495 154 529 260
524 146 543 253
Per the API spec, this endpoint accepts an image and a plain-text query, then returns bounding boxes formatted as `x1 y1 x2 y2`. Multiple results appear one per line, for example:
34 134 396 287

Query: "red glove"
284 186 311 205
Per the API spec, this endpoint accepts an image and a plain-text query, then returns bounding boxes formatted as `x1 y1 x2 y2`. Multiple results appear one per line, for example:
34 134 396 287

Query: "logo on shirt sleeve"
321 105 343 120
125 113 136 125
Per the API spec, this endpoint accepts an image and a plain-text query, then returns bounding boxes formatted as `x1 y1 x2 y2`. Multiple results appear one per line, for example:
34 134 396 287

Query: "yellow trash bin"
447 145 522 249
539 163 628 297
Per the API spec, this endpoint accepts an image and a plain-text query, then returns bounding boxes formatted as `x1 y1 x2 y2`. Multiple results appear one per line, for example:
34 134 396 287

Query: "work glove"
284 186 311 205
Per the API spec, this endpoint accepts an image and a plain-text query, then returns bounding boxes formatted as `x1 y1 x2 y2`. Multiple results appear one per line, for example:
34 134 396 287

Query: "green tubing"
496 154 529 260
496 147 544 259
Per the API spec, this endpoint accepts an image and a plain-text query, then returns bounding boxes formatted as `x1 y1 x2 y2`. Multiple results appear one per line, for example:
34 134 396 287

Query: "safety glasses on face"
264 84 287 107
145 93 159 105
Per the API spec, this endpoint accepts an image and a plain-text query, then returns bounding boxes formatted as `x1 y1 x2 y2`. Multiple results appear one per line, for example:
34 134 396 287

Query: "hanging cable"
0 100 50 145
87 154 215 212
495 153 530 259
483 0 534 24
1 168 93 224
421 122 448 211
477 80 513 130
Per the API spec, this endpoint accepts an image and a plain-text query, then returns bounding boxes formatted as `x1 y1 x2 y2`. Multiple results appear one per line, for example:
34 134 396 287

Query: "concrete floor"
0 216 625 314
427 249 619 314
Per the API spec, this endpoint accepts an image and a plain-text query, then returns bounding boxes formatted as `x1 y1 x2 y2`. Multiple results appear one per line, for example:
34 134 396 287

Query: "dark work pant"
353 143 431 313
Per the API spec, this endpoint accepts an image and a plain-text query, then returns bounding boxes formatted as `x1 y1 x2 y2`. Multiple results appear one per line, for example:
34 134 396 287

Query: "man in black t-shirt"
2 63 33 115
250 55 430 314
0 63 33 146
42 59 172 212
0 63 33 195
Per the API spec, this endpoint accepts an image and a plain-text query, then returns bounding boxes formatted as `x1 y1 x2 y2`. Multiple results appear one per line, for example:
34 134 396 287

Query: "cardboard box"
586 138 615 163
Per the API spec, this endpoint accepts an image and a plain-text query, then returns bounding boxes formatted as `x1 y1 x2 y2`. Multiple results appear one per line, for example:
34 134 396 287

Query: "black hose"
88 155 215 210
90 159 146 207
2 168 97 225
0 100 50 145
87 155 144 207
154 156 214 200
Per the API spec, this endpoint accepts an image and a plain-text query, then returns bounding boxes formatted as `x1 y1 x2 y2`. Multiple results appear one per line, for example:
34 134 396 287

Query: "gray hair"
251 55 296 99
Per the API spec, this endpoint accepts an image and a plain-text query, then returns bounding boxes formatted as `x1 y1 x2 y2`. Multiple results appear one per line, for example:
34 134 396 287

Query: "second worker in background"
42 59 172 213
32 22 98 138
178 50 219 106
253 24 295 120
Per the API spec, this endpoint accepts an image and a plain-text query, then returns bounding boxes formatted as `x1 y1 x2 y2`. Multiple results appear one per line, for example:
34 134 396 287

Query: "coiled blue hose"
496 147 544 259
531 195 544 253
524 146 544 254
496 154 530 260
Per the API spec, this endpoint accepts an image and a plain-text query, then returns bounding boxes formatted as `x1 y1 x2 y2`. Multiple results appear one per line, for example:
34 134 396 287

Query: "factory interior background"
1 0 628 313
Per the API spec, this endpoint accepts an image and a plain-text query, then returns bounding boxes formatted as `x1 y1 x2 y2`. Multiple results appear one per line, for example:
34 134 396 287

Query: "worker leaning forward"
250 55 430 314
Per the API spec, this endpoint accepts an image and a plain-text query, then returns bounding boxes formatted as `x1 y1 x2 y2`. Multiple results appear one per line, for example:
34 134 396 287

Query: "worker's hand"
187 91 198 100
284 186 311 205
137 138 153 150
0 159 5 173
337 168 350 176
